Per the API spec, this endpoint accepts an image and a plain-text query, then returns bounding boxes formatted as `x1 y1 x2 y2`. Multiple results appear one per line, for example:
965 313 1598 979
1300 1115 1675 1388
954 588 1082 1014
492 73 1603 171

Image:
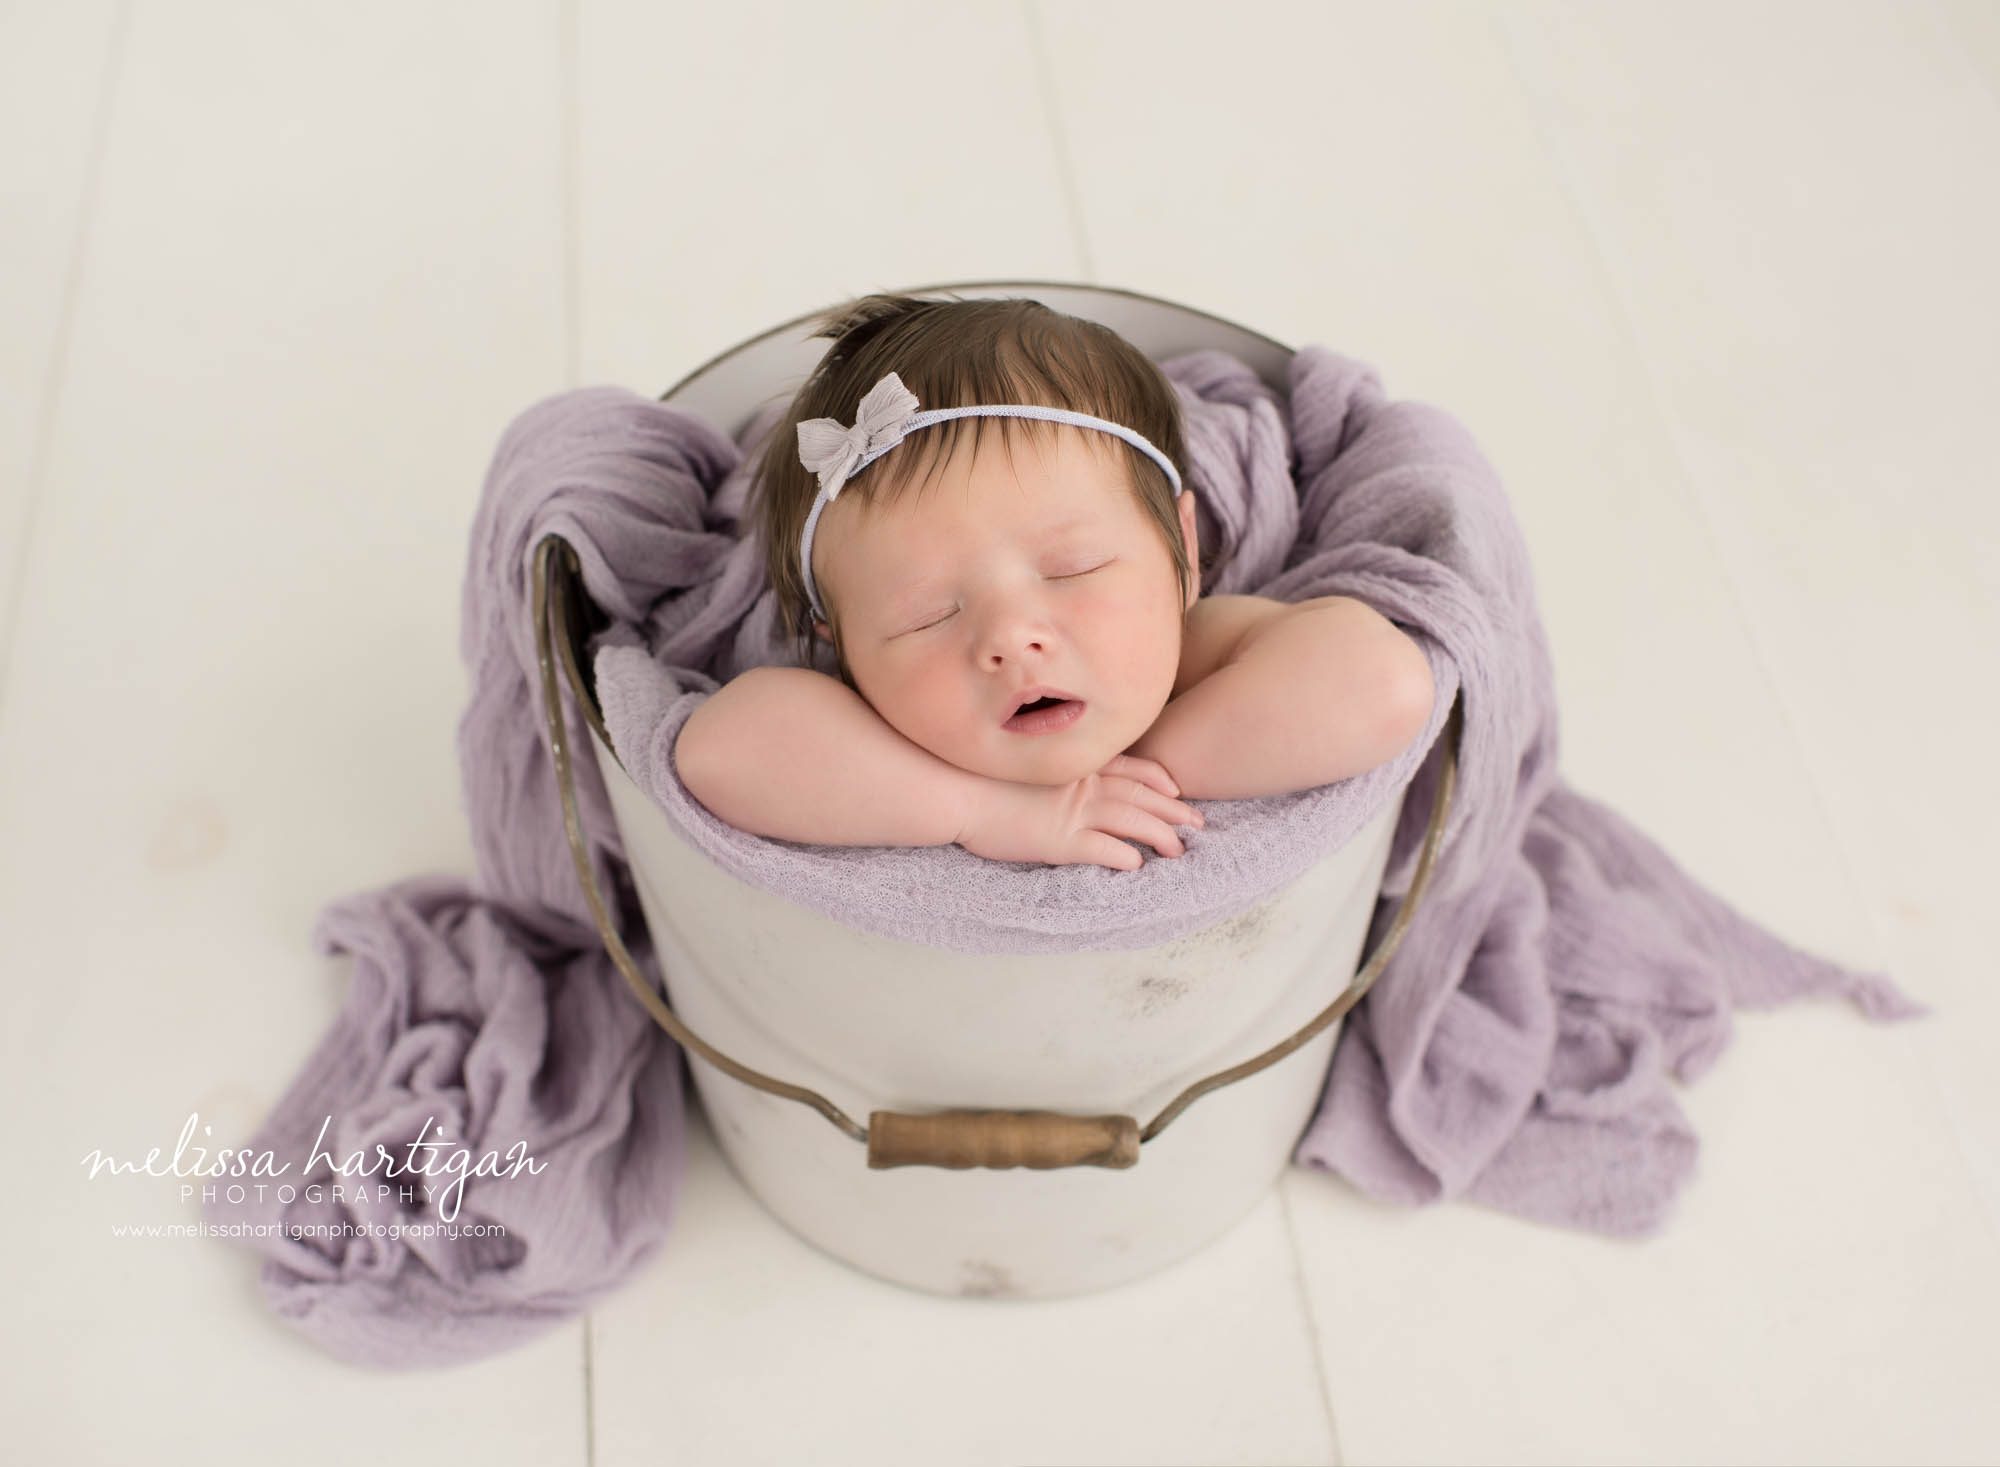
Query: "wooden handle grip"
867 1110 1142 1170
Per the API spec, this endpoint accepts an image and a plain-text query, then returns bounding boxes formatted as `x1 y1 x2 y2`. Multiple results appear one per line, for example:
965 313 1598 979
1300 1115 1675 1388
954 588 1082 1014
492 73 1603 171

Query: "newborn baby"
675 293 1434 871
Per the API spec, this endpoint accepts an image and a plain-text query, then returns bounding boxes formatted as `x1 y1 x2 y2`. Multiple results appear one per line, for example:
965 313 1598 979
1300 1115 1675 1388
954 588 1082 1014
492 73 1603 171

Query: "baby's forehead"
879 432 1131 516
833 490 1127 608
850 480 1127 557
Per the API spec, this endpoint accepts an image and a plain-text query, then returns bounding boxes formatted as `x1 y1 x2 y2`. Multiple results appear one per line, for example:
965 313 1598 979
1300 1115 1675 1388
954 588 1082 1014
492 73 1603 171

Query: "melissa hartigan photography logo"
80 1111 545 1224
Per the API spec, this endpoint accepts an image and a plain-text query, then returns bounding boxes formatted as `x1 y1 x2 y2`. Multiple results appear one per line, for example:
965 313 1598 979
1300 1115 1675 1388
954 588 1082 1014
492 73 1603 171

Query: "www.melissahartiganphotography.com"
108 1217 508 1241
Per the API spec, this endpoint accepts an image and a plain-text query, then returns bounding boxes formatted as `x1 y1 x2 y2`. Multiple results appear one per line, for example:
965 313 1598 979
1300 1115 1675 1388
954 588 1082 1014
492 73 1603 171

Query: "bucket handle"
534 535 1460 1172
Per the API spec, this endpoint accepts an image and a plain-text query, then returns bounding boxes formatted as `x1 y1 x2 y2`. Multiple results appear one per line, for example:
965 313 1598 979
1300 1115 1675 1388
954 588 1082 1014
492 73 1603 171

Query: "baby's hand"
954 754 1205 871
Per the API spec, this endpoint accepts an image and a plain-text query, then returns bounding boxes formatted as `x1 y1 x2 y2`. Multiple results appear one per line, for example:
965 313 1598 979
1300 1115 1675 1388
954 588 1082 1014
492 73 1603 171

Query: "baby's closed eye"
895 560 1114 635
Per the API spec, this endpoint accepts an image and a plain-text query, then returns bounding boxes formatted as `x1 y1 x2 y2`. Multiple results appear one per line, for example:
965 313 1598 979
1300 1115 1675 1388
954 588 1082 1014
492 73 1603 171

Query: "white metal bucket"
537 281 1456 1300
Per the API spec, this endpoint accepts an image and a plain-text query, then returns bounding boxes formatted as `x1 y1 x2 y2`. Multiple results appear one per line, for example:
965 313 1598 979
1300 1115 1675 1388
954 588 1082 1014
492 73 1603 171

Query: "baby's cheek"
1113 610 1183 690
876 661 963 738
1079 586 1165 652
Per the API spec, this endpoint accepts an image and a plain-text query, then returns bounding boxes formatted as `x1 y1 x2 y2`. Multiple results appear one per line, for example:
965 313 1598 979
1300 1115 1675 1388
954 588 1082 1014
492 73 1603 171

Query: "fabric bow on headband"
795 371 920 501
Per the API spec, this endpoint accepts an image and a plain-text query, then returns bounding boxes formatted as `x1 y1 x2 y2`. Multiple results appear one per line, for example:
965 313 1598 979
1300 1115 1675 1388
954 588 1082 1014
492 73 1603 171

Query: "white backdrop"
2 3 1994 1464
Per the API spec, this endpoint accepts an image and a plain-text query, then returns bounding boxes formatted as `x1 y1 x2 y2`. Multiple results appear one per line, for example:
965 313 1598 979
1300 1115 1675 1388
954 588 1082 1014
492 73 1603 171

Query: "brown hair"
751 292 1192 685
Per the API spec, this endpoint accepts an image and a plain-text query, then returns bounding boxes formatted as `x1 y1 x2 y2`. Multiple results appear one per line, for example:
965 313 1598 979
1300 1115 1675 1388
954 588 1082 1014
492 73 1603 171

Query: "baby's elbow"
672 680 760 820
1379 648 1435 756
671 712 725 816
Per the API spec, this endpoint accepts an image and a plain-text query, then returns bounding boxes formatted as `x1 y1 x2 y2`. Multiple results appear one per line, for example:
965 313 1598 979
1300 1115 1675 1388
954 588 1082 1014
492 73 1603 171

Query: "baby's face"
812 427 1199 787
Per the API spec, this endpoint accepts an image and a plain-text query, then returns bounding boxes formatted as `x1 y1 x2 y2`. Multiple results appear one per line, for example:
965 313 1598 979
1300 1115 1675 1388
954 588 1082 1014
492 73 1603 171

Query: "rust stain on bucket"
1135 972 1192 1017
1215 900 1278 958
1129 899 1281 1017
958 1259 1017 1298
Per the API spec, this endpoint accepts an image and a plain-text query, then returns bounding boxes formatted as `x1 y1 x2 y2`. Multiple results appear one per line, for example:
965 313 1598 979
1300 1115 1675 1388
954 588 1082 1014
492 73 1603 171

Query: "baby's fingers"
1101 753 1180 799
1124 780 1205 831
1090 801 1186 859
1077 832 1144 872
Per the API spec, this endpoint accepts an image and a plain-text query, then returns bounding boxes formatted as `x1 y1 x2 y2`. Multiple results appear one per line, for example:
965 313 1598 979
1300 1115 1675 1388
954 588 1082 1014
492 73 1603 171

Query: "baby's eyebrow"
1026 515 1096 543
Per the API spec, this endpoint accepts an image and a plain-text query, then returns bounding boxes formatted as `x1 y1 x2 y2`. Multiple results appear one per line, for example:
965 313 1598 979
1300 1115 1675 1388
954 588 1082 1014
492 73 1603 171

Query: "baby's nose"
986 635 1046 666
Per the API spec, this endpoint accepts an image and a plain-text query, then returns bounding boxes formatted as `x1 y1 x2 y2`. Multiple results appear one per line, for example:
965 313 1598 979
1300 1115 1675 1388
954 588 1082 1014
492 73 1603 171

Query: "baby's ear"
1178 490 1202 606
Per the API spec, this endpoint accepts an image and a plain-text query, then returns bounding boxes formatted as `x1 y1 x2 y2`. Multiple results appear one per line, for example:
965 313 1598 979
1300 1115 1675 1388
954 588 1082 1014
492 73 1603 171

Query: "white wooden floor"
3 2 1996 1463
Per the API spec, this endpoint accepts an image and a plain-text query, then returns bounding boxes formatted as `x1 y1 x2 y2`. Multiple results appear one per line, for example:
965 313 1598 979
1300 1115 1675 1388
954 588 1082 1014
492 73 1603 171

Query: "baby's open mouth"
1003 694 1086 734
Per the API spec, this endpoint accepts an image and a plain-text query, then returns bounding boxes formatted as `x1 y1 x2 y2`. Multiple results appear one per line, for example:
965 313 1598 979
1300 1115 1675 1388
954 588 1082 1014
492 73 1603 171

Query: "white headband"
794 370 1183 626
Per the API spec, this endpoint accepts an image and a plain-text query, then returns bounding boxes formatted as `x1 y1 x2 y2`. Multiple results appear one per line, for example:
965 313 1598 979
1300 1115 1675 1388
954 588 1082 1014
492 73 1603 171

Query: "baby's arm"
675 667 981 848
1126 598 1433 800
674 666 1202 868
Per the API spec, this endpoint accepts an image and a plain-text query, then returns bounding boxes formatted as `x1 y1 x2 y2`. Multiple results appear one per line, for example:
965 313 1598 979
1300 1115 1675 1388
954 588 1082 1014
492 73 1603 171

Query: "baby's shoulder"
1173 594 1289 700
